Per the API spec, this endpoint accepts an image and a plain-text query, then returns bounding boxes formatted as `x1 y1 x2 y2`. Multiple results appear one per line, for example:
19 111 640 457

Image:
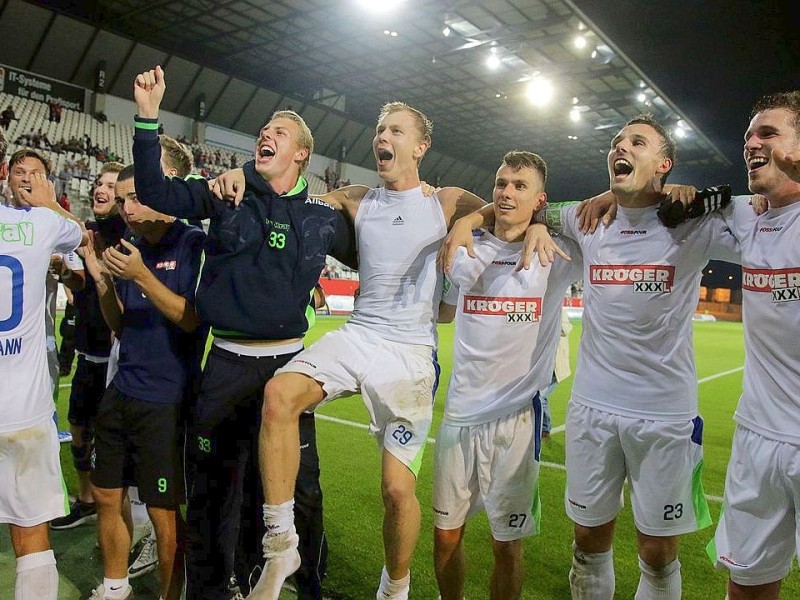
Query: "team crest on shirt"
742 267 800 303
589 264 675 293
156 260 177 271
463 296 542 323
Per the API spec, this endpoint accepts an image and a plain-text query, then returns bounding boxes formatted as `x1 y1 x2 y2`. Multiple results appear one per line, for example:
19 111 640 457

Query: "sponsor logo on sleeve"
589 264 675 293
155 260 177 271
742 267 800 303
463 295 542 323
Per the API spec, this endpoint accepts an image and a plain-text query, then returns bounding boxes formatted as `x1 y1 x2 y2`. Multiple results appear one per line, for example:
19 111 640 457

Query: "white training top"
726 196 800 444
557 202 740 420
0 205 82 433
349 186 447 346
442 231 582 426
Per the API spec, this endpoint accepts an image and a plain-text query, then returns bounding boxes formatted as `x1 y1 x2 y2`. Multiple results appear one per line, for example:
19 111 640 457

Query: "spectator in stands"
83 164 205 600
58 191 70 212
0 105 15 129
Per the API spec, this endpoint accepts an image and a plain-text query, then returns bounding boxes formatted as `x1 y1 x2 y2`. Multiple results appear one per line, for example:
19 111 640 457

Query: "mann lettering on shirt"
589 264 675 293
742 267 800 303
462 296 542 323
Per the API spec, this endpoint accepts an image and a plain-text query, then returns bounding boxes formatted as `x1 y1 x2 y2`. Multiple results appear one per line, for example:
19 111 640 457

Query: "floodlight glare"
357 0 405 13
442 26 451 36
486 54 501 69
637 92 646 102
572 96 580 105
526 78 554 106
574 35 587 49
590 49 598 59
674 126 686 138
570 109 581 122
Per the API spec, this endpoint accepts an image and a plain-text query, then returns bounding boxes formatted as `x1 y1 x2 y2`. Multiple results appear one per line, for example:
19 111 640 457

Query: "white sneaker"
87 583 134 599
131 520 153 549
128 530 158 579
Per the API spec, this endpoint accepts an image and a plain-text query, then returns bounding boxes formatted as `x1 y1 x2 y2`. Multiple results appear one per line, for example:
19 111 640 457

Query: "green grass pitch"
2 317 797 598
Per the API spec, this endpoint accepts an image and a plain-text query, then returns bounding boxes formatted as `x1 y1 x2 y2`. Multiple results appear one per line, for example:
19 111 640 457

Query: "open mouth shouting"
376 147 394 169
612 158 634 181
257 143 276 164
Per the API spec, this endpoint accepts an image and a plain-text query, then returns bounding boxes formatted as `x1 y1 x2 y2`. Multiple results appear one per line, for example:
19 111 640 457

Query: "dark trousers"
185 345 327 600
58 302 77 374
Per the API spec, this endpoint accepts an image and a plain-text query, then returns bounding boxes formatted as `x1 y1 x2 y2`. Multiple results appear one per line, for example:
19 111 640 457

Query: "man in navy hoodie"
132 66 356 600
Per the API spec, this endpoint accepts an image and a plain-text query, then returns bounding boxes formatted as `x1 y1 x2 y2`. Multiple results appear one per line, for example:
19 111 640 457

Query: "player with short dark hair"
434 150 581 600
84 165 206 600
709 91 800 600
0 128 84 600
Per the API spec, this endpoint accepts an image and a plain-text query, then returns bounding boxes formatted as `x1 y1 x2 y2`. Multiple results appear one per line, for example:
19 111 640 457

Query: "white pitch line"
697 366 744 384
314 413 724 503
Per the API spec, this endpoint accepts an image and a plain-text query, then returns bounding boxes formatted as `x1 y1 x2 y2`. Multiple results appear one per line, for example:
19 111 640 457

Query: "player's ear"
534 191 547 212
657 156 673 176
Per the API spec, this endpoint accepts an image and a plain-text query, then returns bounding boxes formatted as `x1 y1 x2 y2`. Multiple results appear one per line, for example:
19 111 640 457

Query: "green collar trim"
282 175 307 197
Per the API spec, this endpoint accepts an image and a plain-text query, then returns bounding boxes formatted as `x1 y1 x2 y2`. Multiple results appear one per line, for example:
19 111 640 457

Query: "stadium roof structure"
7 0 730 197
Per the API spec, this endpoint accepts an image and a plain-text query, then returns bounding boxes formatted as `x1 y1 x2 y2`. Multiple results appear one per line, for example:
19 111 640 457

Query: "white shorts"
0 419 68 526
565 402 711 536
277 323 438 476
713 426 800 586
433 403 541 541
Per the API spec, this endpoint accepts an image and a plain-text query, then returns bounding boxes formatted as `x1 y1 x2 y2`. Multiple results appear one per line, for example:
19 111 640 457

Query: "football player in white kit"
709 91 800 600
5 149 86 407
433 150 581 600
0 132 85 600
443 115 740 599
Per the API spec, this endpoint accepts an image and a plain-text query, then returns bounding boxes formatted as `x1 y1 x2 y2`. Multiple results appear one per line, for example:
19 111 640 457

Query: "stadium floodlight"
442 26 451 36
570 108 581 122
486 53 501 70
637 92 646 102
526 77 554 106
574 35 587 49
674 126 686 139
572 96 580 105
357 0 405 13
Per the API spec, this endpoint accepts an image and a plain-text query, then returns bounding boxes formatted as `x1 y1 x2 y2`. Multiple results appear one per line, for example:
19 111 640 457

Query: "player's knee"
381 477 415 511
575 521 615 554
70 441 93 472
263 375 307 423
90 486 119 510
434 527 463 553
491 537 521 560
637 533 678 568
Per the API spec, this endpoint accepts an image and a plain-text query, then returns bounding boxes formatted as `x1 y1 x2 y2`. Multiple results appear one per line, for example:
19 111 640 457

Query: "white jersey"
0 205 82 433
443 231 582 426
349 186 447 346
557 202 739 420
726 196 800 444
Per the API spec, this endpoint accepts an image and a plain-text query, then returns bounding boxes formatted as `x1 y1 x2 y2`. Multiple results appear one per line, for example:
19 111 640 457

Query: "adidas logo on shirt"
392 215 404 226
